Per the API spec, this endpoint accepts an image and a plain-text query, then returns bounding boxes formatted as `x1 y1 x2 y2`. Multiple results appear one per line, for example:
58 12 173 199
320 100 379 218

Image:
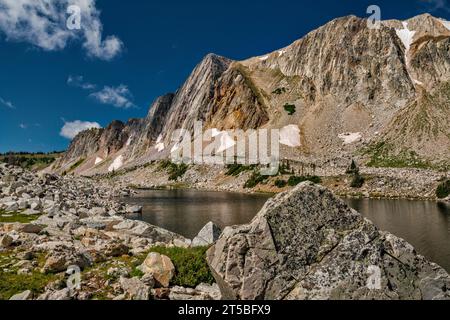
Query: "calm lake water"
126 190 450 272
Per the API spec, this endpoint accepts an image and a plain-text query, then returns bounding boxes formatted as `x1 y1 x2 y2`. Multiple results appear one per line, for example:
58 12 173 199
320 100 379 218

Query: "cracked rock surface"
207 182 450 300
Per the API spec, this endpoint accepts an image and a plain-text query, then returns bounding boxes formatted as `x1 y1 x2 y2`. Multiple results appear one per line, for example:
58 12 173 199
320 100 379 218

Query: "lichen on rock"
207 182 450 300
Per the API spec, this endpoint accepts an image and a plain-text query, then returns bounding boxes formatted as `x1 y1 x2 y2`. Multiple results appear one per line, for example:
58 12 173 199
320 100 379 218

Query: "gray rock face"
192 222 222 247
0 234 13 248
207 182 450 300
9 290 32 300
51 14 450 174
119 277 151 300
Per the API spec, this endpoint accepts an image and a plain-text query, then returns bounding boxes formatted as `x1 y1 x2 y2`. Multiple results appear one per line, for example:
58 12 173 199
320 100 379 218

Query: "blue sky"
0 0 449 153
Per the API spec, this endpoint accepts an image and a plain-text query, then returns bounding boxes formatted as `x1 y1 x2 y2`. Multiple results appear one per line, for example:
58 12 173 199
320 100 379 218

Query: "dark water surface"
126 190 450 272
126 189 270 238
345 198 450 272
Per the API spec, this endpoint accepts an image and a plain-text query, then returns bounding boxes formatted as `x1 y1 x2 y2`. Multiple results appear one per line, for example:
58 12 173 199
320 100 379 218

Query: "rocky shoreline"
101 161 449 201
207 183 450 300
0 163 221 300
1 162 449 300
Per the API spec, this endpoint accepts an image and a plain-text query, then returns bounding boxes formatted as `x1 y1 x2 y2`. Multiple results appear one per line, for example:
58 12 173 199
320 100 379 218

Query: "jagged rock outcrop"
55 128 103 169
207 182 450 300
52 119 141 173
192 222 222 247
52 13 450 175
128 93 175 158
161 54 233 140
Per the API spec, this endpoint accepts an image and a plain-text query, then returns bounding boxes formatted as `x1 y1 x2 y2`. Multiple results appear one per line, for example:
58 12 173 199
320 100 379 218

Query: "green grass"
436 179 450 199
68 158 85 172
87 245 214 288
365 142 432 169
350 174 365 189
244 171 269 189
0 211 41 223
158 160 189 181
0 273 57 300
0 253 59 300
148 246 214 288
288 175 321 187
284 104 296 116
225 164 255 176
0 152 63 171
274 179 287 188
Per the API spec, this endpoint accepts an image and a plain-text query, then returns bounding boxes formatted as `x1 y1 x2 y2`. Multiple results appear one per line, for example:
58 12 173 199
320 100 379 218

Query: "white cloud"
67 75 96 90
0 96 14 109
60 120 101 139
421 0 450 12
90 85 136 109
0 0 123 60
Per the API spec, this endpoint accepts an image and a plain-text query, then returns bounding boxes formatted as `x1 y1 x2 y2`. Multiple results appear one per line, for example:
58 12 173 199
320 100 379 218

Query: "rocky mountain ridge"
51 13 450 175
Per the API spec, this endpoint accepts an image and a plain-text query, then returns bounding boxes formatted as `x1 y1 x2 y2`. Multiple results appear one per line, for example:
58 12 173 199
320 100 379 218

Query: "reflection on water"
125 189 270 239
344 198 450 272
126 189 450 272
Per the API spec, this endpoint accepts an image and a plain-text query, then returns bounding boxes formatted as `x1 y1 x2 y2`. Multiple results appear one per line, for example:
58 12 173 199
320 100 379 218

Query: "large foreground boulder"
207 182 450 300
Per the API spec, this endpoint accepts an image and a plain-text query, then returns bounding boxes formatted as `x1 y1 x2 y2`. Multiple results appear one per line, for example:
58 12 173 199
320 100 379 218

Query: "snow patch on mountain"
280 125 301 147
155 143 165 152
126 136 133 146
396 22 415 62
108 155 124 172
95 157 103 165
440 19 450 31
338 132 362 145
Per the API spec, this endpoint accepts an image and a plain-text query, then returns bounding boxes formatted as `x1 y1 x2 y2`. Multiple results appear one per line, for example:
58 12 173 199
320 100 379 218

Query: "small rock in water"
128 205 143 214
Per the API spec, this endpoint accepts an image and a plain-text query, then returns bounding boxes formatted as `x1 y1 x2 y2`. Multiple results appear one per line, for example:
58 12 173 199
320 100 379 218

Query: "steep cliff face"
55 128 103 168
53 13 450 175
127 94 174 159
206 63 270 130
161 54 233 140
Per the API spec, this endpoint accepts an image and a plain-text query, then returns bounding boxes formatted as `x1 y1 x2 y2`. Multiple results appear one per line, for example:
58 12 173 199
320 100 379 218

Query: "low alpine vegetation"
159 160 189 181
274 179 287 188
0 151 63 171
284 103 296 116
436 179 450 199
272 87 287 95
149 246 214 288
288 175 321 187
244 171 269 189
347 160 365 189
225 164 255 176
68 158 85 173
0 210 41 223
